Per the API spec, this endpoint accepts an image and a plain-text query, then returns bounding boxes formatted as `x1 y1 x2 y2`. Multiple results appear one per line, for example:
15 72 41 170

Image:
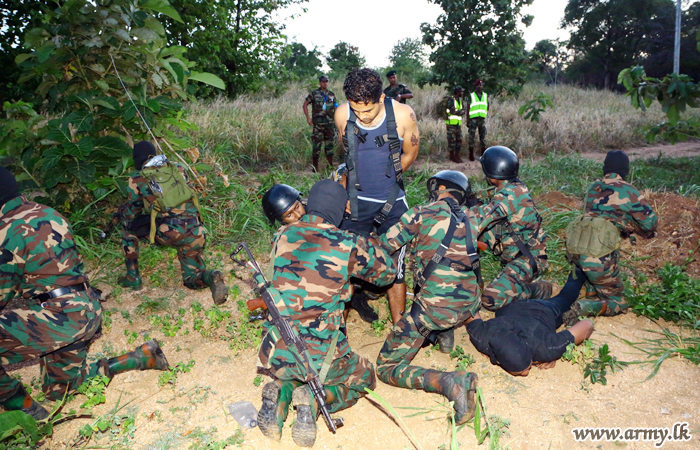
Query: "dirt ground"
14 142 700 449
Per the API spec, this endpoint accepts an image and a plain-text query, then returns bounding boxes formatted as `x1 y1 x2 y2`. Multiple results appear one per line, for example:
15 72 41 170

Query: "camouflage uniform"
258 214 396 413
474 180 548 310
120 166 209 289
305 89 338 158
0 196 104 402
376 200 481 389
468 118 487 155
567 173 657 315
383 84 412 104
445 97 464 154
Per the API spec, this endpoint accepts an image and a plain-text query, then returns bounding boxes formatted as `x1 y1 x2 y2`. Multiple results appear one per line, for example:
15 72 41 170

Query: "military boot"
312 156 320 173
101 339 169 378
117 259 142 290
453 151 464 163
585 284 598 299
202 270 228 305
291 385 317 448
258 380 298 441
326 154 334 169
562 299 609 326
350 289 379 323
468 148 475 162
529 280 553 300
435 329 455 354
0 384 49 421
422 370 478 425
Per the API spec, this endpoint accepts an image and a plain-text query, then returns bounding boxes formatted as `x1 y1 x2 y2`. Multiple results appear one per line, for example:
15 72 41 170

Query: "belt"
163 217 199 226
35 283 89 306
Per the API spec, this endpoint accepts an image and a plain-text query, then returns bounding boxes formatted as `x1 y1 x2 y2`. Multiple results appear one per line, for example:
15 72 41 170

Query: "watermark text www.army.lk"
572 422 692 447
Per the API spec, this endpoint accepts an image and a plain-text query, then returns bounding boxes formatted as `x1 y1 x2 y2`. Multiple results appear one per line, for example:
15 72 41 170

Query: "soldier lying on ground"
118 141 228 305
563 150 658 323
257 179 396 447
375 170 479 425
473 146 551 310
466 267 595 376
0 167 169 420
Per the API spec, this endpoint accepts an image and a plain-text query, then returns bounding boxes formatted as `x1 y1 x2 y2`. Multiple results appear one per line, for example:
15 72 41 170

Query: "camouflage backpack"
565 216 621 258
141 155 201 243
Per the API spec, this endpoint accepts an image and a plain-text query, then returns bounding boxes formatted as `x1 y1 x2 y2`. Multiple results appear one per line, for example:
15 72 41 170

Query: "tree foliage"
280 42 323 81
326 42 366 78
386 38 429 82
420 0 534 96
1 0 222 207
532 39 570 86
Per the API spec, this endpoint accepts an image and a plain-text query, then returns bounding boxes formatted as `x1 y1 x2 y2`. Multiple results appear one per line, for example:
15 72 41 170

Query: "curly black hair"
343 68 383 104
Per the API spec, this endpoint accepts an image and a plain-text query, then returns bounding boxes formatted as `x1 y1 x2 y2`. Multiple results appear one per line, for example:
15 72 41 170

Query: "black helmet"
427 170 471 206
480 146 519 180
262 184 301 224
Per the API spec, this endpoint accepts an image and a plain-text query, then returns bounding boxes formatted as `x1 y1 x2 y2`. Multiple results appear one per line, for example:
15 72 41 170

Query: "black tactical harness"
489 202 544 278
344 99 404 230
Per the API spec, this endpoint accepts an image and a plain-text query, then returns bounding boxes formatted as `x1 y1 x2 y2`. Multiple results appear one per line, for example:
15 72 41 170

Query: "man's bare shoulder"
393 102 417 125
334 102 349 123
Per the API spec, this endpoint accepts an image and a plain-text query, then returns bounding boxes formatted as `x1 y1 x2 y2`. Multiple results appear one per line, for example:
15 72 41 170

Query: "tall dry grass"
185 81 697 168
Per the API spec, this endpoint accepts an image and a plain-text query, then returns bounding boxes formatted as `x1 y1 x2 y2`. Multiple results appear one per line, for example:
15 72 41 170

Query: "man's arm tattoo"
411 133 419 147
410 112 416 122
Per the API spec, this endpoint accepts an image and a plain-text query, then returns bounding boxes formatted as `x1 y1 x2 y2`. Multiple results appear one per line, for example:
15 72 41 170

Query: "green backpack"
141 155 201 243
565 216 621 258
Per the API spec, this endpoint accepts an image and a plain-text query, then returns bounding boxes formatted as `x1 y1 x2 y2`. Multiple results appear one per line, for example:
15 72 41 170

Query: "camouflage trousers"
468 118 487 153
446 124 462 153
567 250 626 315
258 332 375 413
481 256 548 311
0 292 103 402
376 310 439 389
312 119 336 158
122 219 208 289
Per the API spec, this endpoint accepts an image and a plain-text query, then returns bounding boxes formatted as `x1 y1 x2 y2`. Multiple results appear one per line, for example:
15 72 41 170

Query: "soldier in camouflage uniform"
445 85 466 163
376 171 479 426
257 179 395 447
118 142 227 305
466 79 488 161
473 147 551 311
0 167 169 420
303 75 339 173
563 151 657 323
383 70 413 104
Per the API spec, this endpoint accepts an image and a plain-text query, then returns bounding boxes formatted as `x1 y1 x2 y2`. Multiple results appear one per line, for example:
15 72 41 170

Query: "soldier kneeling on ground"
376 170 480 425
467 267 595 376
118 141 228 305
257 179 396 447
0 167 169 420
563 150 658 324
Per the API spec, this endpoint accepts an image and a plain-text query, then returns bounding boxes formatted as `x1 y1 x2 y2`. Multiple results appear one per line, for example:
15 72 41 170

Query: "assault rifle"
99 201 130 240
230 242 343 434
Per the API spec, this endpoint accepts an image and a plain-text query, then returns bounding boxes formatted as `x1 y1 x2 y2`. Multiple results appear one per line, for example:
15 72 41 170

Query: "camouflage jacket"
380 200 481 329
446 97 466 118
0 196 89 305
262 214 396 362
305 89 338 122
122 166 199 222
473 179 547 265
383 84 412 104
584 173 658 236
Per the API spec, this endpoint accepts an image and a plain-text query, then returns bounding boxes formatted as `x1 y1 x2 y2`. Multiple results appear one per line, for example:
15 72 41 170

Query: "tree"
280 42 323 80
562 0 675 89
386 38 429 81
420 0 534 96
326 42 366 78
163 0 306 98
532 39 570 85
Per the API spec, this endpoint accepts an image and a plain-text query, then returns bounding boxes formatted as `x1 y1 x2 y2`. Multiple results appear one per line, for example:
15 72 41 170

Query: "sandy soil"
11 142 700 450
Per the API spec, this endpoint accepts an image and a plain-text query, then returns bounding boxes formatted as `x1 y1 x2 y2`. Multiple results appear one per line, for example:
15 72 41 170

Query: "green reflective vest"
445 98 463 125
469 92 488 118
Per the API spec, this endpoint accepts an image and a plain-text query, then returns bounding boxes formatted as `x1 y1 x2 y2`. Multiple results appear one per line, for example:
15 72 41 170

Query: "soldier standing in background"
383 70 413 104
563 151 657 323
0 167 169 420
445 85 466 163
466 79 488 161
303 75 339 172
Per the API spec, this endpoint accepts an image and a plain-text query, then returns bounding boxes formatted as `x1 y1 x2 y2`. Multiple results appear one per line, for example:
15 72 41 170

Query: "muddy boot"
325 154 334 170
435 329 455 354
448 151 457 163
258 380 298 441
453 151 464 163
0 384 49 421
203 270 228 305
422 370 477 425
101 339 169 378
350 289 378 324
562 299 608 326
529 280 553 300
469 148 475 161
585 284 598 299
117 259 142 290
291 385 317 448
312 156 320 173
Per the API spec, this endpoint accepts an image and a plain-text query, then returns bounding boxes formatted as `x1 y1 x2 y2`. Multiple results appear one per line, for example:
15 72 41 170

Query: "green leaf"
187 71 225 90
93 136 131 156
144 16 165 36
14 54 33 65
42 148 65 170
0 411 40 444
143 0 184 23
132 27 160 44
36 42 55 63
